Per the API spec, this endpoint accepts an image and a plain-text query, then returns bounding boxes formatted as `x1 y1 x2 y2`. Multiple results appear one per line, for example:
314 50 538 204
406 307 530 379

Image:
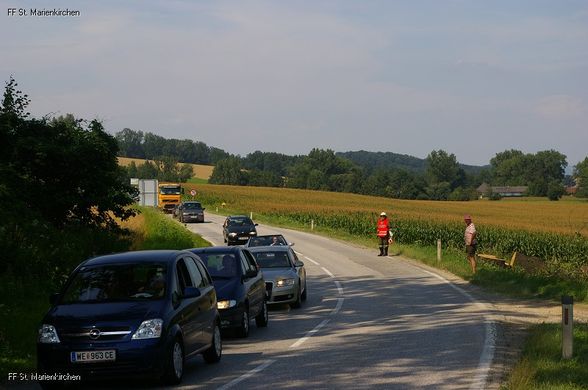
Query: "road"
12 213 496 390
176 213 496 390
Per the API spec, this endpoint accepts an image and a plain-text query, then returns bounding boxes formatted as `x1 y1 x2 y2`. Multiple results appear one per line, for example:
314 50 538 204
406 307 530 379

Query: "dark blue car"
187 246 268 337
37 250 222 386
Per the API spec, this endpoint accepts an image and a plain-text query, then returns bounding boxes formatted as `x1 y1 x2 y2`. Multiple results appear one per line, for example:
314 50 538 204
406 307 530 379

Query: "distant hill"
336 150 487 174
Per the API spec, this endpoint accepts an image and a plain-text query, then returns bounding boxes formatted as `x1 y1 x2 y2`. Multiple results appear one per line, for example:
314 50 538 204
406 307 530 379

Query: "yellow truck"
158 182 183 213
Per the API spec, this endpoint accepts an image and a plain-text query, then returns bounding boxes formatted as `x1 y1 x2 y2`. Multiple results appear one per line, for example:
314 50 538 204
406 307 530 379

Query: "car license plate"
70 350 116 363
238 236 249 240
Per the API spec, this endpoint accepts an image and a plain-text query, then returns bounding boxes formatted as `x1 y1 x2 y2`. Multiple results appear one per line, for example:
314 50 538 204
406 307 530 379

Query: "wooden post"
437 239 442 262
562 296 574 359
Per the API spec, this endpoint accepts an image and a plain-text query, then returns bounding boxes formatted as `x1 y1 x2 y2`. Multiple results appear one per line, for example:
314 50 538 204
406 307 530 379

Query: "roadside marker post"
311 219 314 231
437 239 442 262
562 295 574 359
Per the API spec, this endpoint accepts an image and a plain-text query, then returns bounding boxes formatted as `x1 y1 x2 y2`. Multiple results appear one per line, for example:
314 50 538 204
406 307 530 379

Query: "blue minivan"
37 250 222 386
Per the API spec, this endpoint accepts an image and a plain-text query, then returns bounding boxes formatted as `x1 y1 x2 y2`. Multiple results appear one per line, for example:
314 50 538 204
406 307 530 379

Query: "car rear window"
252 251 291 268
197 253 239 278
61 263 167 303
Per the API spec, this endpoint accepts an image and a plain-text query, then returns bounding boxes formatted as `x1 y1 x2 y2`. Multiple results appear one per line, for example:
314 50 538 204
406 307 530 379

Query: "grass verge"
504 323 588 390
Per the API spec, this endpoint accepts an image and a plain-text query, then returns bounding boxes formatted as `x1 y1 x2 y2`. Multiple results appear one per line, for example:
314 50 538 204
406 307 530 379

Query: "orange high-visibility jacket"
377 218 390 237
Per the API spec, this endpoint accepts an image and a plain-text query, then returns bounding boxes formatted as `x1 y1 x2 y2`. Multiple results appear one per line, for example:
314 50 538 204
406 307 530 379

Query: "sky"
2 0 587 168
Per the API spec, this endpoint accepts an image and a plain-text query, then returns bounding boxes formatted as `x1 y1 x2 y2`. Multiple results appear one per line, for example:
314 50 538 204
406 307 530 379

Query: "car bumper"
218 306 244 329
182 215 204 222
37 338 167 380
265 282 298 304
227 236 255 245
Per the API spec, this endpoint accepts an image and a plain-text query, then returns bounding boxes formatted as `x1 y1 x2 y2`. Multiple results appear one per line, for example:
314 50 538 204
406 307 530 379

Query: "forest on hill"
116 128 588 201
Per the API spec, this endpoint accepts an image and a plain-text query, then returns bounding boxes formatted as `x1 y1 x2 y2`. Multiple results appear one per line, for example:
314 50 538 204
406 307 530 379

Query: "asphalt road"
11 213 496 390
175 213 496 390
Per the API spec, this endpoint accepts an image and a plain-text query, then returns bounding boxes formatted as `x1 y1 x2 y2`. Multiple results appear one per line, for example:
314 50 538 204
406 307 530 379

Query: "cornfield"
188 184 588 276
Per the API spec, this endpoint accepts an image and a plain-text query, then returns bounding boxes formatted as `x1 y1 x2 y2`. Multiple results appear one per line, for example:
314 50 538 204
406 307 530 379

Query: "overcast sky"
2 0 587 167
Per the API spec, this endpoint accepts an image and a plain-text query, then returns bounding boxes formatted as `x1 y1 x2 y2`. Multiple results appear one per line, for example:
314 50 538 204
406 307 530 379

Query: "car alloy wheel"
163 337 184 385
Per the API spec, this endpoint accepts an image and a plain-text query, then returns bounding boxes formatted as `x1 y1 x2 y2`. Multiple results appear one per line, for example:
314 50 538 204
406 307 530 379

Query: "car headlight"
276 278 295 287
217 300 237 309
38 324 60 344
228 232 237 237
249 231 257 236
132 319 163 340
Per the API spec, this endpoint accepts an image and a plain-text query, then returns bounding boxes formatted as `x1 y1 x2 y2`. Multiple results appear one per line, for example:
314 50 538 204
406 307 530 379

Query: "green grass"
504 323 588 390
139 206 211 249
186 177 209 185
0 207 210 383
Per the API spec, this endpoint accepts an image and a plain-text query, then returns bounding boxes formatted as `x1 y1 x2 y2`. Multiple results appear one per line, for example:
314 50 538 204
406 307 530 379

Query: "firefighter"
376 211 392 256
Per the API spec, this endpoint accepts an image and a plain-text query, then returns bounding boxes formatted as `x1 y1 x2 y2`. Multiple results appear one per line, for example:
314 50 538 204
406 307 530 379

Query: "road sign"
190 189 197 197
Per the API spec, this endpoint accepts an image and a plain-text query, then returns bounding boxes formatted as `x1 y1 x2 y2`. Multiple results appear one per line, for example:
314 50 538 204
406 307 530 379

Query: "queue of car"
36 215 305 387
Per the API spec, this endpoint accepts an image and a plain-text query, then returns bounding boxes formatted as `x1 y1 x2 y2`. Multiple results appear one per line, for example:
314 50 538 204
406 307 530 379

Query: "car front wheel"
203 323 222 363
162 337 184 385
237 309 250 337
255 300 269 327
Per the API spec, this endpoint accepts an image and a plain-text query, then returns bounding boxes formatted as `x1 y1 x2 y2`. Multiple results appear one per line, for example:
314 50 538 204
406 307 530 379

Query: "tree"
574 157 588 198
546 181 565 201
425 150 464 189
209 157 247 185
115 128 145 158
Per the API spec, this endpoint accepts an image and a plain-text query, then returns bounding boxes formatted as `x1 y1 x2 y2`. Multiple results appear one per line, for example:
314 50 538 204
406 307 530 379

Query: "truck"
158 182 183 213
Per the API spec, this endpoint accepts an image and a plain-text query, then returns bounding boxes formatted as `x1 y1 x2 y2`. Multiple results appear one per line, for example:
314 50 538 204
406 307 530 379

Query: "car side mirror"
254 223 259 226
181 188 185 194
183 287 201 299
49 293 61 305
295 261 304 267
289 242 295 246
244 269 258 279
202 208 206 211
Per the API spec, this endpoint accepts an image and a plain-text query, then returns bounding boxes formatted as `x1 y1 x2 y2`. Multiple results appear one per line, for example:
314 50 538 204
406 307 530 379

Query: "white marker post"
562 295 574 359
311 219 314 231
437 239 442 262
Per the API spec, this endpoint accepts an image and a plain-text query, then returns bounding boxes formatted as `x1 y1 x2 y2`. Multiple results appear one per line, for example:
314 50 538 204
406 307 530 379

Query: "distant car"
174 201 205 223
36 250 222 386
248 246 307 308
245 234 294 247
187 246 268 337
222 215 258 246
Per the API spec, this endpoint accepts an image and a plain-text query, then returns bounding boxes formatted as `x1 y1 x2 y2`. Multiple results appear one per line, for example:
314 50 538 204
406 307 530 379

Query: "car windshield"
197 253 238 278
248 235 287 247
252 251 291 268
228 217 253 226
160 186 181 195
61 263 167 303
184 203 202 209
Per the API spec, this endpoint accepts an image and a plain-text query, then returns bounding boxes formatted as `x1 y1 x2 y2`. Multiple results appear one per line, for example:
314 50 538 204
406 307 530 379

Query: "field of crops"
188 184 588 277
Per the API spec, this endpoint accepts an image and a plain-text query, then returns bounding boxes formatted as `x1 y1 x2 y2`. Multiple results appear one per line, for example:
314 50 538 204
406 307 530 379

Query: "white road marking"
332 297 344 315
321 267 334 277
420 269 496 390
216 360 276 390
334 280 343 295
289 319 330 349
302 255 320 265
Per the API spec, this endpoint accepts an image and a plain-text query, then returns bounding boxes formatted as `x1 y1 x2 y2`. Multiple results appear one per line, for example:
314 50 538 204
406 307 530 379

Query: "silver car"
248 246 307 308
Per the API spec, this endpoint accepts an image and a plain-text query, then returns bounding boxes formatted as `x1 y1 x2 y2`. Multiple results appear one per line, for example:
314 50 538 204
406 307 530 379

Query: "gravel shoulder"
391 253 588 390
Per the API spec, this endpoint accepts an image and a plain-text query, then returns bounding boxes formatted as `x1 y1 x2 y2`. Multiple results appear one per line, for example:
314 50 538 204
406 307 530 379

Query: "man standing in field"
376 212 392 256
464 214 477 273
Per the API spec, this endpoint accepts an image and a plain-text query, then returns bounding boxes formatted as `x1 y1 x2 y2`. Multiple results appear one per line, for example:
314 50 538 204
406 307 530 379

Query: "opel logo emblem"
89 329 101 339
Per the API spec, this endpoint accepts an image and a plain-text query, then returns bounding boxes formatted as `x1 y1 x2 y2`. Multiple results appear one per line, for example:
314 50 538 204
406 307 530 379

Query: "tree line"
113 114 587 201
207 148 581 201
